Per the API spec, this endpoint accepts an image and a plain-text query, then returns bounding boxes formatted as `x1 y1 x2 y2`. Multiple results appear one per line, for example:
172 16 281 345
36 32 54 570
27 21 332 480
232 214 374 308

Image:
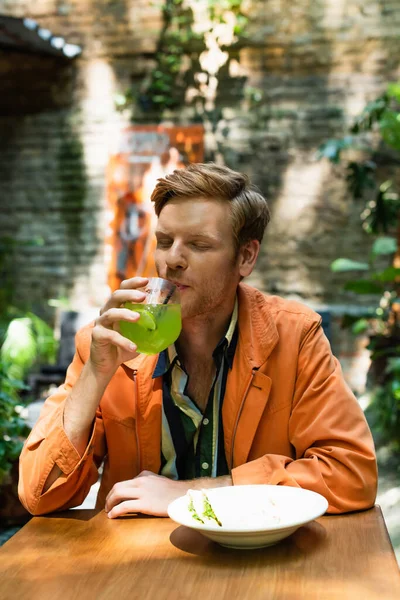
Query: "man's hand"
105 471 233 518
105 471 188 518
89 276 149 379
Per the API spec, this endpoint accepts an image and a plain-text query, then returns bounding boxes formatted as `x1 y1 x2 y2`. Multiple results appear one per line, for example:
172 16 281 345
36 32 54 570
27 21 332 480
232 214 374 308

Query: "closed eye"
191 243 211 251
156 238 172 249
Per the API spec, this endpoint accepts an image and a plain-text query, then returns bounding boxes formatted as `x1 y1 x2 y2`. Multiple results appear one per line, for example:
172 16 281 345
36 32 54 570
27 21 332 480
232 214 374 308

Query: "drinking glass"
120 278 181 355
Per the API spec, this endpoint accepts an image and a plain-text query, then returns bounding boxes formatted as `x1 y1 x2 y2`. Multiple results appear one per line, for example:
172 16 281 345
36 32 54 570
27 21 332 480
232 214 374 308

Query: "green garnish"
202 492 222 527
188 495 204 524
136 306 157 331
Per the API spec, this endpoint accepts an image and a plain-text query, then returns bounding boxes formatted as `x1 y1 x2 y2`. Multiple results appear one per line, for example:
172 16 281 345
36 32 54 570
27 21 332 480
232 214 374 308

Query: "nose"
165 242 188 271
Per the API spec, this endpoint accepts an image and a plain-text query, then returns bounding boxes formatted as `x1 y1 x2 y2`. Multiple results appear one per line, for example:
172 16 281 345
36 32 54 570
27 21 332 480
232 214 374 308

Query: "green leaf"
340 311 376 330
373 267 400 282
331 258 370 272
371 236 397 257
0 318 37 380
351 318 370 335
346 160 376 200
316 137 354 164
344 280 383 294
386 357 400 374
350 96 388 133
0 313 57 381
28 313 58 363
379 109 400 152
387 82 400 103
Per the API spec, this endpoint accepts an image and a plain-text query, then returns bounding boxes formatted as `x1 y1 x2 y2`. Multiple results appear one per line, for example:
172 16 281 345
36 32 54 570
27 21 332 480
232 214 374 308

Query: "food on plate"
188 493 204 524
202 492 222 526
187 490 222 526
186 488 282 529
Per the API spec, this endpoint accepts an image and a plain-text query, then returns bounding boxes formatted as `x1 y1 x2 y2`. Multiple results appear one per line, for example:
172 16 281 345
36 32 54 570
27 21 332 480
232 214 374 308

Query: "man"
19 163 377 517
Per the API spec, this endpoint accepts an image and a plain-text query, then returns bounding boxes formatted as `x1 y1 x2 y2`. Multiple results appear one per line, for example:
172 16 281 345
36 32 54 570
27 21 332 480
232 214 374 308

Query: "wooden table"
0 506 399 600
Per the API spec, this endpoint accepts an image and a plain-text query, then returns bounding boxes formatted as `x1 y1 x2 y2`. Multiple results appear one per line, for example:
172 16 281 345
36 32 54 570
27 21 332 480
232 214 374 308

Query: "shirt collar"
153 297 238 378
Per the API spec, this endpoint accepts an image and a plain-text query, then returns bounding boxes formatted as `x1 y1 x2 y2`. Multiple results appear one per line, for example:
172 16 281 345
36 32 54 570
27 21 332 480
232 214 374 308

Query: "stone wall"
1 0 400 386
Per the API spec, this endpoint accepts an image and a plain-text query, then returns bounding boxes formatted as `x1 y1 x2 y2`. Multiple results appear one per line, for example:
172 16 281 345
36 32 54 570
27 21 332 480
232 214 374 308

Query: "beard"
158 252 240 321
180 275 239 321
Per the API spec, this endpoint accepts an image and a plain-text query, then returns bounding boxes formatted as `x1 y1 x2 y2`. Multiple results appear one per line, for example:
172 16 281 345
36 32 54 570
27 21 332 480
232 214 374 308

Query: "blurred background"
0 0 399 560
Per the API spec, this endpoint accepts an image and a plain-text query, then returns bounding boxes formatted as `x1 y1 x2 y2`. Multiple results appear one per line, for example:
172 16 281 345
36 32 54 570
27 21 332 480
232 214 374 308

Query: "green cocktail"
120 303 181 355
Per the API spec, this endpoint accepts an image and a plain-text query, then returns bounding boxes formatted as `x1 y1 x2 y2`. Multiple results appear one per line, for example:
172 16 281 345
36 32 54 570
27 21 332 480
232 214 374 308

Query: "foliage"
115 0 249 120
0 236 58 383
317 84 400 237
1 313 58 383
0 236 58 484
0 236 57 380
0 362 30 485
368 357 400 449
319 82 400 446
330 236 399 335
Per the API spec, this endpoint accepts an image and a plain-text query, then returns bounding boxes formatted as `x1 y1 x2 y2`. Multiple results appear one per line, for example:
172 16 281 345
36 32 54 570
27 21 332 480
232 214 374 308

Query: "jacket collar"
220 284 278 469
236 283 279 369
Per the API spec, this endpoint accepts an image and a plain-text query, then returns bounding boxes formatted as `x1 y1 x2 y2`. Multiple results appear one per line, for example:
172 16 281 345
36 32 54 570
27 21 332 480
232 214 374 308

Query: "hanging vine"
115 0 250 121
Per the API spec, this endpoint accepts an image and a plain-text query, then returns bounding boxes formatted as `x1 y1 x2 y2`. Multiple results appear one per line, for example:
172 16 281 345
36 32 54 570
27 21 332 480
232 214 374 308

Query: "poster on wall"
106 125 204 292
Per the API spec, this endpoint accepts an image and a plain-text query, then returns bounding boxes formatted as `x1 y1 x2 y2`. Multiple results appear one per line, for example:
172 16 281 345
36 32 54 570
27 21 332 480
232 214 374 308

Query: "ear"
238 240 260 278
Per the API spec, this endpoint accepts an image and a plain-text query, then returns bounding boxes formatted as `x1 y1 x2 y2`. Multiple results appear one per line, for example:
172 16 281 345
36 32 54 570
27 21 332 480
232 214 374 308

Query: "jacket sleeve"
231 320 378 513
18 328 106 515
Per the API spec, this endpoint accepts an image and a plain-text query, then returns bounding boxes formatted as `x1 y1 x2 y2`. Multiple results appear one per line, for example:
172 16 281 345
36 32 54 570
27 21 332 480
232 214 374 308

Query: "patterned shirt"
152 299 238 480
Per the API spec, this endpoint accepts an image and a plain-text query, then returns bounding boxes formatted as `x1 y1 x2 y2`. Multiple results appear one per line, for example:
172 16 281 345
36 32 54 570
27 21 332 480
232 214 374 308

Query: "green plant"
0 362 30 485
0 313 58 383
115 0 249 120
0 236 58 485
318 82 400 447
317 83 400 238
0 236 58 383
330 236 399 336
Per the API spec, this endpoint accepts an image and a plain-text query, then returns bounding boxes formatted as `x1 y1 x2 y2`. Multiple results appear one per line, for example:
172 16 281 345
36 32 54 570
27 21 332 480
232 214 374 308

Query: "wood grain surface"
0 506 399 600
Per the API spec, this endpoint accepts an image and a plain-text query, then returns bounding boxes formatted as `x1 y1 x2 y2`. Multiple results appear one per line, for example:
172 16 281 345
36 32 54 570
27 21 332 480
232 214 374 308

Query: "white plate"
168 485 328 549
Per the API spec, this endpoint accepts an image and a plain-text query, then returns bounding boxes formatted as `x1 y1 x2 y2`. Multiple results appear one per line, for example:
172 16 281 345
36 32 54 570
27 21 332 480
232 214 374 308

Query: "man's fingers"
107 500 143 519
105 480 140 513
100 287 147 315
105 473 155 513
98 308 141 328
120 277 149 289
92 326 137 354
105 473 182 518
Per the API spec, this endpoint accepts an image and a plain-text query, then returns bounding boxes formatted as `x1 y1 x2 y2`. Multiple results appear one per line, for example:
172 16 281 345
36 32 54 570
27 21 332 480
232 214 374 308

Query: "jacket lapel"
232 371 272 467
223 284 278 469
222 354 253 470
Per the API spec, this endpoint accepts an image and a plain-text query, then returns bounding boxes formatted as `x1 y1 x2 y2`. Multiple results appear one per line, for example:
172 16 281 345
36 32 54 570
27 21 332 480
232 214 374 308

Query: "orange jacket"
19 284 377 515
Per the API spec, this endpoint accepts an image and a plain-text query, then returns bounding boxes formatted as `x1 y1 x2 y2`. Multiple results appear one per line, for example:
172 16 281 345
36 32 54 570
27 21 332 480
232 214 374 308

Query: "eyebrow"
155 230 221 243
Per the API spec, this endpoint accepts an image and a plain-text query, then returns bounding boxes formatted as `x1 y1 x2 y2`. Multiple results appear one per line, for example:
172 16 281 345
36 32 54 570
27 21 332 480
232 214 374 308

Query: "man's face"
155 197 241 320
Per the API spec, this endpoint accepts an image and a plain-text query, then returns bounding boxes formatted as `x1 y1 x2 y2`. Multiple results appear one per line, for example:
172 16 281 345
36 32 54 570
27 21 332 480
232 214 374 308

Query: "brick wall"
0 0 399 385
